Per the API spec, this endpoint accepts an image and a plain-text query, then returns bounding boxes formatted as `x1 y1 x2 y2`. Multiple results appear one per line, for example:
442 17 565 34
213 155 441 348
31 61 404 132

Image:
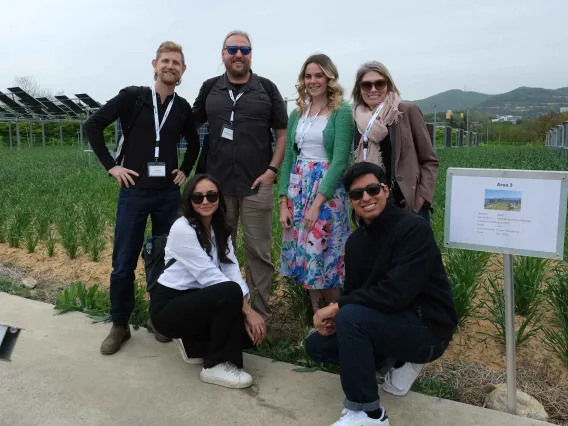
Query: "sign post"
444 168 568 415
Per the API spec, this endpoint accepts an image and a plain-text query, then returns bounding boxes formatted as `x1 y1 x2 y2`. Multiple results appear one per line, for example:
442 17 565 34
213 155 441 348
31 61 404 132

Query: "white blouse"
158 217 249 297
296 116 329 162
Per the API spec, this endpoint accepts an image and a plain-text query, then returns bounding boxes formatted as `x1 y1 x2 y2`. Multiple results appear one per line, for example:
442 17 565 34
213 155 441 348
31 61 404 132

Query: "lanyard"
151 83 176 159
296 102 327 151
228 90 243 124
362 102 384 160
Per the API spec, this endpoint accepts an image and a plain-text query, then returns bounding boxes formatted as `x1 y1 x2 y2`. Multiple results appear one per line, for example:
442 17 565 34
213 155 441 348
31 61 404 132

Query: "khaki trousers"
224 183 275 324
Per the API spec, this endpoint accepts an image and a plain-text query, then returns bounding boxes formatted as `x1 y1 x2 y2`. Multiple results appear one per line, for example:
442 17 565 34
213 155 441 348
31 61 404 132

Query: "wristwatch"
267 166 278 174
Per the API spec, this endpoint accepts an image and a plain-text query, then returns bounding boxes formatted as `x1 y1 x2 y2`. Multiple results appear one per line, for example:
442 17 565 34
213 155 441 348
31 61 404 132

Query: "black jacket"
85 86 200 190
339 202 458 340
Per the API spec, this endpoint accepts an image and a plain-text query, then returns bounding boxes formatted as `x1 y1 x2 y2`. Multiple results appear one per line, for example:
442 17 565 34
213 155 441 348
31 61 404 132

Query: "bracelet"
268 166 278 174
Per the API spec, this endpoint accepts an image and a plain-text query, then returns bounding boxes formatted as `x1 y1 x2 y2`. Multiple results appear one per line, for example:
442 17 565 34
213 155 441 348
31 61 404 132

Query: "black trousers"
150 281 253 369
306 304 449 411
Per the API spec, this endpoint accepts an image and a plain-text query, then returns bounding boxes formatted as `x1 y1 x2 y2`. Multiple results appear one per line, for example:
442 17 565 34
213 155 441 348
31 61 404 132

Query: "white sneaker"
199 362 253 389
382 362 424 396
173 339 204 365
330 408 390 426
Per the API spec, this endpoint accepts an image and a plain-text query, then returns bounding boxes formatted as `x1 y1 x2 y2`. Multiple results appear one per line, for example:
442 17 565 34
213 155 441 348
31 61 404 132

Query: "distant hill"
412 89 493 114
475 86 568 116
412 87 568 117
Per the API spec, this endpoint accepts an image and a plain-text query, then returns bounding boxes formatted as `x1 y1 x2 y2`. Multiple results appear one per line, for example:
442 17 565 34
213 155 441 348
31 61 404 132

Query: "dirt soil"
0 238 144 288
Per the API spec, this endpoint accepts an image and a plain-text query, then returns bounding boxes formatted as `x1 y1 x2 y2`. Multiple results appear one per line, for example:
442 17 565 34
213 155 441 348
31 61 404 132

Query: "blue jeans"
110 187 180 325
305 304 449 412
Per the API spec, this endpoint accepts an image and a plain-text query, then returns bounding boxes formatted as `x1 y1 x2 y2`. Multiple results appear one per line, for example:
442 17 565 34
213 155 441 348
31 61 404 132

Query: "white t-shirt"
296 116 329 162
157 217 249 297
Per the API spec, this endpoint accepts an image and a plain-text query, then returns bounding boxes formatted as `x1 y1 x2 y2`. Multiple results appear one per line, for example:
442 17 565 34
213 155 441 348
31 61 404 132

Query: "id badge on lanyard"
149 84 175 177
296 102 327 152
222 89 243 141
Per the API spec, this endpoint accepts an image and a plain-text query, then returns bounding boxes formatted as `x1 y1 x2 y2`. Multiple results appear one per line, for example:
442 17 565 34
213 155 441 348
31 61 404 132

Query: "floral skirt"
279 160 351 290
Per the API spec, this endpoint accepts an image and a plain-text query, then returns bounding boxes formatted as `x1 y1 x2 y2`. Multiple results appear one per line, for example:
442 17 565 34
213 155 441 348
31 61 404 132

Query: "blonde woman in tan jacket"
352 61 438 222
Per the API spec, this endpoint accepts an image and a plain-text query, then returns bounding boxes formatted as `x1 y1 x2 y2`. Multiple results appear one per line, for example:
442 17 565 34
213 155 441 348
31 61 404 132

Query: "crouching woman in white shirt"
149 173 266 389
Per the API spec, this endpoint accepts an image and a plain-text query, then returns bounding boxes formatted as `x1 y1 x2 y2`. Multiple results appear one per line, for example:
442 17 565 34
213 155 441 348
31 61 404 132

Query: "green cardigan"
279 101 355 199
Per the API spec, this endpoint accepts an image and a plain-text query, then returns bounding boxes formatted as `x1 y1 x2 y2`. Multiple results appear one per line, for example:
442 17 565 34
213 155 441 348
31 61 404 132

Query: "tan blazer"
389 102 439 212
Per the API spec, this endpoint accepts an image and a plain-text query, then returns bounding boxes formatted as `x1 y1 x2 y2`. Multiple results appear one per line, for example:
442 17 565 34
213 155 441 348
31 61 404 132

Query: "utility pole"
466 108 470 152
433 104 437 152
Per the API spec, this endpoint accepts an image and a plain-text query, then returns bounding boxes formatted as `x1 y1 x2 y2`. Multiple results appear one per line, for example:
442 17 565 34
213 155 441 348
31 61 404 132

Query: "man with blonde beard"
86 41 200 355
192 31 288 333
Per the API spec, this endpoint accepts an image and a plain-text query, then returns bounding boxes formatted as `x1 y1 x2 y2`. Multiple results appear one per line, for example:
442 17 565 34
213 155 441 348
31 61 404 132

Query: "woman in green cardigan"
279 54 354 313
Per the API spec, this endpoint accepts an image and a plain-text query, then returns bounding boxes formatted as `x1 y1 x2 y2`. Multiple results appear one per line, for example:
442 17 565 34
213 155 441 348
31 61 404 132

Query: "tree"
12 76 62 100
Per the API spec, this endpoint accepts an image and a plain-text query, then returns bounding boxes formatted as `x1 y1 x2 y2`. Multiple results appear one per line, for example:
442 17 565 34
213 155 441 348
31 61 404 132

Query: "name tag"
221 125 234 141
148 162 166 177
290 174 300 185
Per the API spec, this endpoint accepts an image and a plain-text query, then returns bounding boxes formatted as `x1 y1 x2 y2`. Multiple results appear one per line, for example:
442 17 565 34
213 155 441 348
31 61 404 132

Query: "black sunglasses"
225 45 252 56
191 191 219 205
348 184 383 201
360 79 387 92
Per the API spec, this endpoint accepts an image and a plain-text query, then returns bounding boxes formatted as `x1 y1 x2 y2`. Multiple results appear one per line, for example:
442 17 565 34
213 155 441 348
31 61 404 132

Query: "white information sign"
444 168 568 259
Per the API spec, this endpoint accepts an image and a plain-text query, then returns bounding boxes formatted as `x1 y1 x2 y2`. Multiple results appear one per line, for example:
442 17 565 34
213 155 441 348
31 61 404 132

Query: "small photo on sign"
484 189 522 212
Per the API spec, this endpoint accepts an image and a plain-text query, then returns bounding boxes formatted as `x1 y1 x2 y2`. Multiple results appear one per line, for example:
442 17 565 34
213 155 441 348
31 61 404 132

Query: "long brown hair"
180 174 233 264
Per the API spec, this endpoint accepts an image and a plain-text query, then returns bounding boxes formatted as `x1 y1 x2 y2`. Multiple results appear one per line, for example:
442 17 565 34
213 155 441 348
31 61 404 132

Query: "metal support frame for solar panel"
0 87 101 150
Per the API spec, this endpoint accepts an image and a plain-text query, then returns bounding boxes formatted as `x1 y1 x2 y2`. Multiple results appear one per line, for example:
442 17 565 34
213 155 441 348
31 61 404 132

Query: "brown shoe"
100 324 131 355
147 318 171 343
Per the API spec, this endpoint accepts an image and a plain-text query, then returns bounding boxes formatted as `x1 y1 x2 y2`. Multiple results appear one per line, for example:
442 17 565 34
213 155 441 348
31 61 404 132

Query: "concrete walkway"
0 292 554 426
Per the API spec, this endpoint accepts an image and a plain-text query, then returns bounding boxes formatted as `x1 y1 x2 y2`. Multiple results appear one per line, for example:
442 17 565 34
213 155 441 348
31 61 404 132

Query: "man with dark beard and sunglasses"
85 41 201 355
192 30 288 334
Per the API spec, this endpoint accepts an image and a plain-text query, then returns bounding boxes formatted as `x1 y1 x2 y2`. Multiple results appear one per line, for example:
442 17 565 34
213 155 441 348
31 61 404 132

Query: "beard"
225 59 251 77
158 70 180 86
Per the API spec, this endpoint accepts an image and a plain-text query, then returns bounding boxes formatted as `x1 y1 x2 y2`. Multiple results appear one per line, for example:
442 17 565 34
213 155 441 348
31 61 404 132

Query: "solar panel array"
0 87 100 120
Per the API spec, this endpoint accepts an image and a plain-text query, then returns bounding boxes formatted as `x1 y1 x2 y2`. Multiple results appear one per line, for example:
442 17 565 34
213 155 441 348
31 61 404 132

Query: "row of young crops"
0 145 568 367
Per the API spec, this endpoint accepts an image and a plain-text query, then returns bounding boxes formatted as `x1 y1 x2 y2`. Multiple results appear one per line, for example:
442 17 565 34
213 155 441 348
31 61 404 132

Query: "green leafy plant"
542 271 568 365
80 204 107 262
24 221 39 253
444 249 490 327
53 281 150 329
57 213 80 259
129 281 149 330
0 205 7 244
36 211 51 241
54 281 110 320
513 256 549 316
7 207 29 248
44 227 57 257
282 278 313 330
480 275 542 346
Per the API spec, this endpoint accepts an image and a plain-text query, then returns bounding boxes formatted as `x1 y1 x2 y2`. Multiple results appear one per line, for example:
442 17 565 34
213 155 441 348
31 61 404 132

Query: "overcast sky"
1 0 566 108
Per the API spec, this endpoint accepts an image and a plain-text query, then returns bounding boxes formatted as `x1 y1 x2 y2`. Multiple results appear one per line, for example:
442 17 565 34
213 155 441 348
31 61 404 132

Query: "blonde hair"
295 54 343 114
154 41 185 85
156 41 185 66
222 30 252 48
352 61 400 107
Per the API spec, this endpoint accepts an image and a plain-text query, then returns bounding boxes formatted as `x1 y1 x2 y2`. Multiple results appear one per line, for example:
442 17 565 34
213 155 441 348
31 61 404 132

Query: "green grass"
0 277 45 300
412 377 460 401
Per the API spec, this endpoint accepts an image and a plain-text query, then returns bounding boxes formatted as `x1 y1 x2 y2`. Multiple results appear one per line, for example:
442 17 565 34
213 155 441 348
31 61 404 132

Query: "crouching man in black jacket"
306 162 458 426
